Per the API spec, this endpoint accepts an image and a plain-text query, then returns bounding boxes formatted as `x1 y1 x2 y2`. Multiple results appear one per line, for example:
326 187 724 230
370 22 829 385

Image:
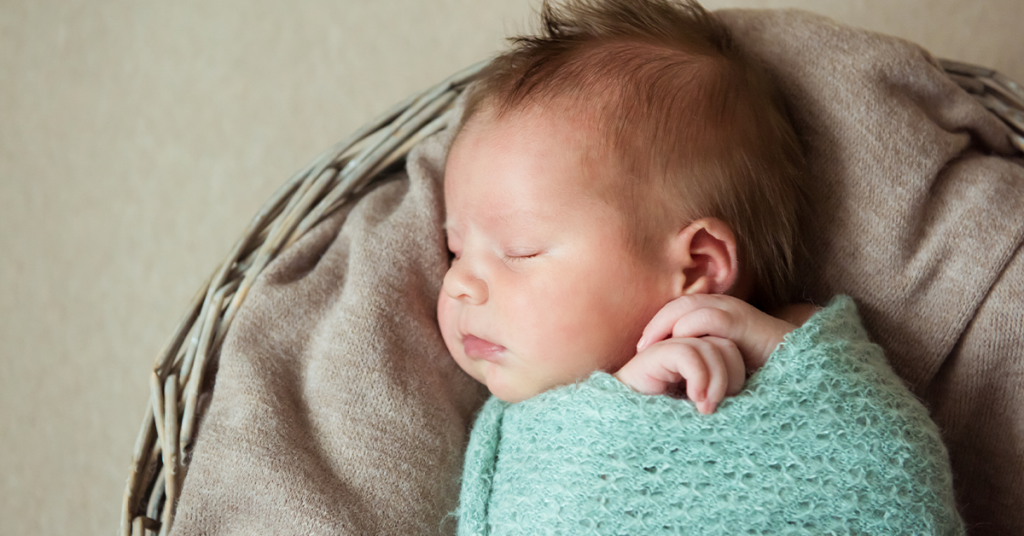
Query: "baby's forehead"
454 120 622 196
460 102 620 169
445 105 637 215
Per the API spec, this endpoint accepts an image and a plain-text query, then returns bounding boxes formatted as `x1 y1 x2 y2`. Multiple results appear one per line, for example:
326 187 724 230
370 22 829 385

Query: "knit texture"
457 296 964 535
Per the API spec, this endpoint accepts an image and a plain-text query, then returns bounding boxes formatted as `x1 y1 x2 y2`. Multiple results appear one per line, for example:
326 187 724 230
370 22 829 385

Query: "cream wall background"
1 0 1020 534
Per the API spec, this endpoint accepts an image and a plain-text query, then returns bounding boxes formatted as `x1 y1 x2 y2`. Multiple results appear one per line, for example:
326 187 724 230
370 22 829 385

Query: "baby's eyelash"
503 253 539 263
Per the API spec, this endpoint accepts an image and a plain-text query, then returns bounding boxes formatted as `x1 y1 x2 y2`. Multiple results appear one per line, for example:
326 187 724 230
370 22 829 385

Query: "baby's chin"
448 352 527 402
488 387 532 404
485 370 595 404
482 375 539 404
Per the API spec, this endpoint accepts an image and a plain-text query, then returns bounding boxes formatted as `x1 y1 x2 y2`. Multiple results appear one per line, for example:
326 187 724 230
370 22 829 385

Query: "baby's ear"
669 218 740 297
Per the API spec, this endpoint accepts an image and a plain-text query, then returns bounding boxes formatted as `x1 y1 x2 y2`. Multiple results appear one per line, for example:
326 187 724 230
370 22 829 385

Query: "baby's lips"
463 335 506 361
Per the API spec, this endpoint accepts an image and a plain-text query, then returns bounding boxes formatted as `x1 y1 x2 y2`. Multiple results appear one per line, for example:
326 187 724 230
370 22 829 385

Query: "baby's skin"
618 295 818 413
438 104 813 412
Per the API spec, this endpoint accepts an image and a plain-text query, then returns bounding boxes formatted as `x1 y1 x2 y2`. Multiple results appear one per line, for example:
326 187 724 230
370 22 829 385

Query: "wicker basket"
119 58 1024 536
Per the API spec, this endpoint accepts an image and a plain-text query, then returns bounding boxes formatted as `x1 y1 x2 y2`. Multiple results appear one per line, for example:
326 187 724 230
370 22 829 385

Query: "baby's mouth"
463 335 506 362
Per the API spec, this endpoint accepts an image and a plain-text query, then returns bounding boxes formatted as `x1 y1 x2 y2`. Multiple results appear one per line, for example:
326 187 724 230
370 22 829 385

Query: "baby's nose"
442 262 488 305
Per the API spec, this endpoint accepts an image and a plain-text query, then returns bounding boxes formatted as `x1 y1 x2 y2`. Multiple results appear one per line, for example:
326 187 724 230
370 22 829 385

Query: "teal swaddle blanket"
456 297 964 535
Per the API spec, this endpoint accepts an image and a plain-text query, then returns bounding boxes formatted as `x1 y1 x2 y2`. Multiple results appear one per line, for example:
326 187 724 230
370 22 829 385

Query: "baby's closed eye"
502 253 538 263
502 248 541 263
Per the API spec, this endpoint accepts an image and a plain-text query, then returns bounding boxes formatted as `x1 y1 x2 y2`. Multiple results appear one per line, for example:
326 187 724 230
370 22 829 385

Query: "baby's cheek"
511 288 597 361
436 294 458 355
559 284 644 366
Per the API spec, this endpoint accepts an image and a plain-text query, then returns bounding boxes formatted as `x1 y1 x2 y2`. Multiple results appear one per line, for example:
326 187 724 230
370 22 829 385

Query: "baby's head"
438 0 804 402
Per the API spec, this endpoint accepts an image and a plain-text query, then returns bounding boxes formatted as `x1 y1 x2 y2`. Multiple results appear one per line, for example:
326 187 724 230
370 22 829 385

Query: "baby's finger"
619 341 712 400
638 295 721 350
614 355 679 395
703 336 745 396
689 338 728 414
671 307 738 344
614 344 683 395
673 343 713 405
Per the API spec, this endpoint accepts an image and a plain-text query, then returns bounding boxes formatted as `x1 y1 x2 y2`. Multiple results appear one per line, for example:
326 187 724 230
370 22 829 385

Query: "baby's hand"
615 294 806 414
614 335 745 415
639 294 801 370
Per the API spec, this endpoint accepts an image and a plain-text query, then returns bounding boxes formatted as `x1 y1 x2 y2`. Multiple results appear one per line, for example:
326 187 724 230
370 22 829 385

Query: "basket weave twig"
119 58 1024 536
940 59 1024 153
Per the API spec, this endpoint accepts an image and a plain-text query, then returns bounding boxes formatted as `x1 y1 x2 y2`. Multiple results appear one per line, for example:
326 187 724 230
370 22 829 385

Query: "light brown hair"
456 0 806 309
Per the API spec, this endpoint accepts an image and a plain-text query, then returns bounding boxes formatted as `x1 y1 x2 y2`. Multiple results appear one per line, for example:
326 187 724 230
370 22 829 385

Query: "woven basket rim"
119 57 1024 536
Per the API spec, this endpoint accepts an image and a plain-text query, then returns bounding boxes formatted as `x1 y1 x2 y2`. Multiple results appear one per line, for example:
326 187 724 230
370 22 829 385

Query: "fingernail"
636 337 646 350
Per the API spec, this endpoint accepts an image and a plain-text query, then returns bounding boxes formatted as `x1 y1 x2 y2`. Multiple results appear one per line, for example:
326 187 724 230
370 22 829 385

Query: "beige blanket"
171 9 1024 536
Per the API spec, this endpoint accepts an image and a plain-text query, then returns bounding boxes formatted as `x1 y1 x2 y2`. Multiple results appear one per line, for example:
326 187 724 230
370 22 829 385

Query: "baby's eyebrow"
492 212 543 233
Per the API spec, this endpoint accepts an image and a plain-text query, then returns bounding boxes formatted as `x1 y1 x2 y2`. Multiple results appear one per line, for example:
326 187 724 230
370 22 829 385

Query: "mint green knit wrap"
456 296 964 535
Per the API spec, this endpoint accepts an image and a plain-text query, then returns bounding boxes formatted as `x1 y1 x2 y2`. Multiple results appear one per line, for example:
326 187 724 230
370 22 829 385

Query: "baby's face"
438 109 678 403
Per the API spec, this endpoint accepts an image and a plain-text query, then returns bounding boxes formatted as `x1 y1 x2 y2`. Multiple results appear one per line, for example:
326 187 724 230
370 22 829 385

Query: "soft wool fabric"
458 297 964 536
170 9 1024 536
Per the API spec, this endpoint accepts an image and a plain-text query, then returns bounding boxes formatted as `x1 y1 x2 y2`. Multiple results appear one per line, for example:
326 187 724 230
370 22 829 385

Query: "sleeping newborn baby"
438 0 964 534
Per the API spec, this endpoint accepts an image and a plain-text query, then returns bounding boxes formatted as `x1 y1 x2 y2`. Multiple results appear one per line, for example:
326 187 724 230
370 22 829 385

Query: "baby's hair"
456 0 805 309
